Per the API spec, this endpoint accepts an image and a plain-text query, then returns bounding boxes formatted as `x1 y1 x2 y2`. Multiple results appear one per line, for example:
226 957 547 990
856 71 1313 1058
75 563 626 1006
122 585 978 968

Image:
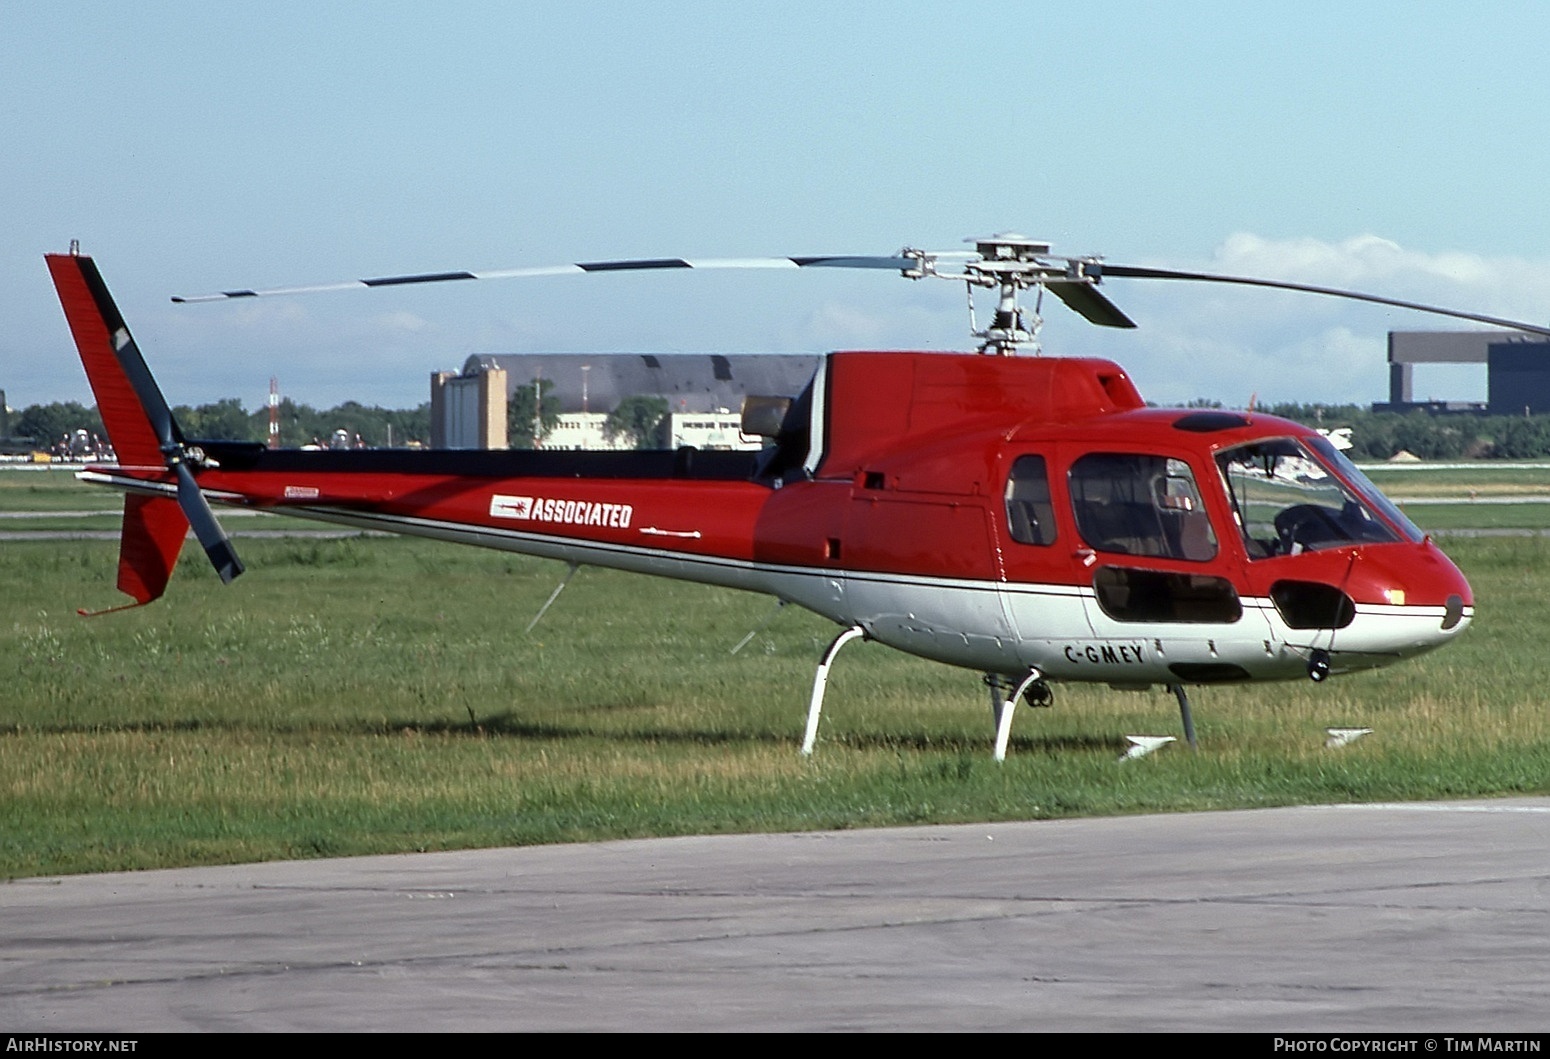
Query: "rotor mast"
965 234 1050 356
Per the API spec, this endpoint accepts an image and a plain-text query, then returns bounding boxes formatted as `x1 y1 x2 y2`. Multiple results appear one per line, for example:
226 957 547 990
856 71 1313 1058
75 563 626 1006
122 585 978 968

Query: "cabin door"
1063 449 1273 685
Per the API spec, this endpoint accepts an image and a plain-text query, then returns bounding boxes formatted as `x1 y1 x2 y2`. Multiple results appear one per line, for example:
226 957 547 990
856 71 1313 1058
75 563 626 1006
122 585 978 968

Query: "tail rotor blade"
174 462 244 584
94 264 242 581
111 325 181 450
89 263 240 580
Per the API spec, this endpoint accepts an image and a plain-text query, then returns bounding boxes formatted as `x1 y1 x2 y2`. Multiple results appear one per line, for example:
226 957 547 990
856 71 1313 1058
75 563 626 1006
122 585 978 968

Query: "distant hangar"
1380 331 1550 415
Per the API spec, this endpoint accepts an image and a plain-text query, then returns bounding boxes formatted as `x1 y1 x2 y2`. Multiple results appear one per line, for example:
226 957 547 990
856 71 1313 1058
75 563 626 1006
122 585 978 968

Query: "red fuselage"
83 351 1472 687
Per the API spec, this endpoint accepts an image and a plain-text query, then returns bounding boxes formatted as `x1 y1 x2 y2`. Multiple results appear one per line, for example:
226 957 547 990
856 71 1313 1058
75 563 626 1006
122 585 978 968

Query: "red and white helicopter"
47 236 1550 757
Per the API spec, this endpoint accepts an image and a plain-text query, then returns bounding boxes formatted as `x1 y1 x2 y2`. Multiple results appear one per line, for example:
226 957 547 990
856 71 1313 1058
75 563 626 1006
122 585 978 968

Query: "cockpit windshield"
1216 437 1422 558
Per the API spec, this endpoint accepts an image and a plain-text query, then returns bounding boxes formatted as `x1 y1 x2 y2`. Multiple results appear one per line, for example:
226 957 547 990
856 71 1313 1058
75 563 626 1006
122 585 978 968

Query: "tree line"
1260 403 1550 461
9 390 674 453
8 398 431 451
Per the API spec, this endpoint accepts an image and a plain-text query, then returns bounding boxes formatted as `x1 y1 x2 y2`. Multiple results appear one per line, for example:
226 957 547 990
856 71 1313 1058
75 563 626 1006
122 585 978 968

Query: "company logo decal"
490 494 633 528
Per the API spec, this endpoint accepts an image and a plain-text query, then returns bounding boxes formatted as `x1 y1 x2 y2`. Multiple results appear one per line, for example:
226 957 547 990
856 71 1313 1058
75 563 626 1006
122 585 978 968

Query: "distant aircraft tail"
46 251 243 610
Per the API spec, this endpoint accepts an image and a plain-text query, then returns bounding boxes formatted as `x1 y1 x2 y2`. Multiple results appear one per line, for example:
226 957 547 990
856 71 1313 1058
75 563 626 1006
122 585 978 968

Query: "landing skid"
800 628 1053 760
799 639 1197 759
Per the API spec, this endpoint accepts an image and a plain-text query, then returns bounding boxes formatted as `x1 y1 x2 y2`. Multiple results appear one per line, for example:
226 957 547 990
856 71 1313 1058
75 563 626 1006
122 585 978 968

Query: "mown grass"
1405 505 1550 531
4 531 1550 880
1364 462 1550 528
1360 461 1550 495
0 466 119 512
0 511 340 534
3 467 1550 879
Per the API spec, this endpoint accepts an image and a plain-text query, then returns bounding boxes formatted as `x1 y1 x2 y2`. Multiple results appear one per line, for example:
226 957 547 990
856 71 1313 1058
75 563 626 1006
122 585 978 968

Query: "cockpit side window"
1005 454 1057 546
1216 438 1409 558
1068 453 1217 561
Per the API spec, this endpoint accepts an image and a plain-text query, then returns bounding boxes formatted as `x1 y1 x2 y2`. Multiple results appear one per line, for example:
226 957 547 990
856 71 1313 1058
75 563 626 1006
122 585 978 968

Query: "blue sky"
5 1 1550 412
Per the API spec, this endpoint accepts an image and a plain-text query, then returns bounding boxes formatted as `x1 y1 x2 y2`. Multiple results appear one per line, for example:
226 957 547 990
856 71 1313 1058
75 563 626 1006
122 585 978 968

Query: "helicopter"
45 236 1550 757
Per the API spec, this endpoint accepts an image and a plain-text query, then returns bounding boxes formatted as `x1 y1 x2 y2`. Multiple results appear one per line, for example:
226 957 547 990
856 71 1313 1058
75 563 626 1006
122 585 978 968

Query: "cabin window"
1306 435 1424 542
1068 453 1217 561
1216 438 1416 558
1093 566 1242 623
1005 455 1057 545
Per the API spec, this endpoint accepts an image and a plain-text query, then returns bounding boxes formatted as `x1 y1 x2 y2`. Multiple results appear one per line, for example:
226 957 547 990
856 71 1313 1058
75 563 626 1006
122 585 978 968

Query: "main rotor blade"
173 461 244 584
172 255 917 303
1046 279 1137 329
1100 264 1550 337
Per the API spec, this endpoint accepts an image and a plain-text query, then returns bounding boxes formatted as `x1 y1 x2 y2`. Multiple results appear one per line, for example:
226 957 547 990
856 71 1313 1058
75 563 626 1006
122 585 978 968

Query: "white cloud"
791 300 958 352
1100 233 1550 406
1208 232 1550 324
800 302 892 347
368 310 434 336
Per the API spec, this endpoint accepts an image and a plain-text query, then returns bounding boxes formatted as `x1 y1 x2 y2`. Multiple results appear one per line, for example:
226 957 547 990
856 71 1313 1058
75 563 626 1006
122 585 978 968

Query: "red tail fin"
79 495 190 615
49 251 195 609
116 494 189 605
46 252 170 467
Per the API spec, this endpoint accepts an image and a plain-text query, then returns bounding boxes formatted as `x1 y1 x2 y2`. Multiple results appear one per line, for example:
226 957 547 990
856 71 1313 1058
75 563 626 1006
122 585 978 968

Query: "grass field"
1358 461 1550 494
3 467 1549 879
0 465 119 512
0 466 363 534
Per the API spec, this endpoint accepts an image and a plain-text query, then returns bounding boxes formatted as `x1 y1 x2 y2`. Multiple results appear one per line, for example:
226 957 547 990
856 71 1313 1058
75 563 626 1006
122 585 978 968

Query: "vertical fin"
45 252 168 467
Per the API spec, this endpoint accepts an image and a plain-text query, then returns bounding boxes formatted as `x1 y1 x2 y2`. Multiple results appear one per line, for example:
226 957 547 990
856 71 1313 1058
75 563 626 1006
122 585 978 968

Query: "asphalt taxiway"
3 799 1547 1032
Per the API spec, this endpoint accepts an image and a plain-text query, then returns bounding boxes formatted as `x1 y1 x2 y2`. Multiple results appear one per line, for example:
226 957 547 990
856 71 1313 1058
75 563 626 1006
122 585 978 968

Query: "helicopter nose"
1334 540 1474 663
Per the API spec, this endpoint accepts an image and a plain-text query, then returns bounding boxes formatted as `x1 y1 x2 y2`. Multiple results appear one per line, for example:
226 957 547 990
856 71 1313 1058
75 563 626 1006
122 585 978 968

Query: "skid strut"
801 625 866 755
1168 682 1198 750
987 669 1047 762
